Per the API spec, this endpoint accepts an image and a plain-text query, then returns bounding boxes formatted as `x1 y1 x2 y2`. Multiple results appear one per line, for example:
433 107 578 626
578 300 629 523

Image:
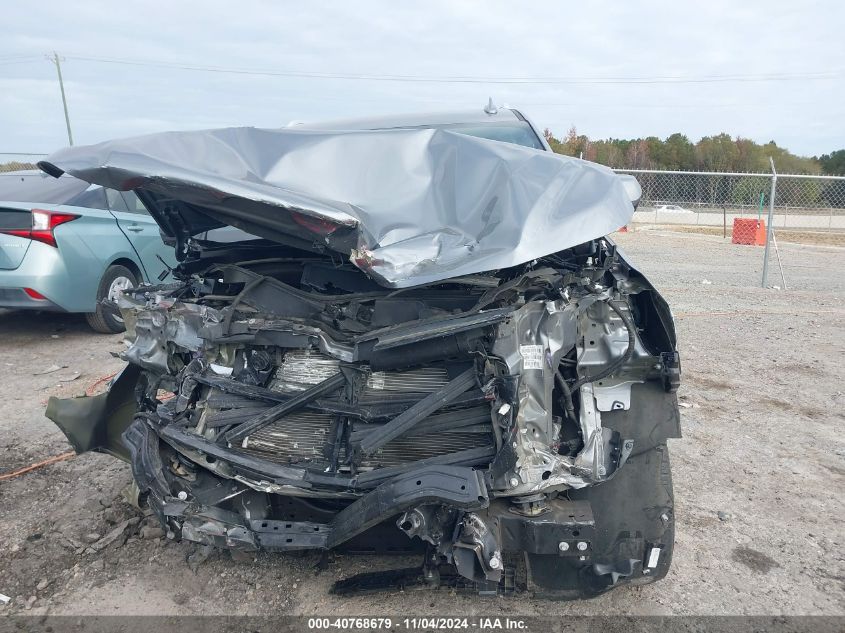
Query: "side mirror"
616 174 642 210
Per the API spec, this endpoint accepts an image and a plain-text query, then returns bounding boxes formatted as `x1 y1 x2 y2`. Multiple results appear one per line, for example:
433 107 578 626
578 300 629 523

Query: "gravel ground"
1 228 843 616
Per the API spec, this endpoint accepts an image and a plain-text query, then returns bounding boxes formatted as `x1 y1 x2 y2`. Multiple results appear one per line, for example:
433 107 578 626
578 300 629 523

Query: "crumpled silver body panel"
489 294 637 493
40 126 636 288
119 293 213 374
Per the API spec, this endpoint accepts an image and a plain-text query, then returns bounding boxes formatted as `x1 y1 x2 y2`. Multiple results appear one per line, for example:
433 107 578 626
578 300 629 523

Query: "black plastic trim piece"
327 466 489 548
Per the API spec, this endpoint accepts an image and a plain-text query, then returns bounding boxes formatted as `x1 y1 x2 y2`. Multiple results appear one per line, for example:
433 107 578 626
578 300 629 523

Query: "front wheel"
85 264 138 333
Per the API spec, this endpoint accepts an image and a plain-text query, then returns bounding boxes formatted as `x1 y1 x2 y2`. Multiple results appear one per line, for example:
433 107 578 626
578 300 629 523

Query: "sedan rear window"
0 172 90 205
66 186 108 210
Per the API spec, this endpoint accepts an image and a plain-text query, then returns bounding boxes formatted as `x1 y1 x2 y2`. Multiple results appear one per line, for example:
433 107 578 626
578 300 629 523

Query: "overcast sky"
2 0 843 160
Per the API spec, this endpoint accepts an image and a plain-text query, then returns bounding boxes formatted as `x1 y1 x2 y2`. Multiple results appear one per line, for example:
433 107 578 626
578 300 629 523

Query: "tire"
85 264 138 334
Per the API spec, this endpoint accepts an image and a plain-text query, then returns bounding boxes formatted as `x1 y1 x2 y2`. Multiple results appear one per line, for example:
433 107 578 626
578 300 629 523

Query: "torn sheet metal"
39 127 636 288
488 294 636 493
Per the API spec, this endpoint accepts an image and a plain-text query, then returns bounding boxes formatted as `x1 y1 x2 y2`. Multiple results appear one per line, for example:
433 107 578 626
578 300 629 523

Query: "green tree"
624 139 652 169
662 134 696 170
730 176 770 208
695 134 740 171
543 127 829 176
591 140 624 167
818 150 845 175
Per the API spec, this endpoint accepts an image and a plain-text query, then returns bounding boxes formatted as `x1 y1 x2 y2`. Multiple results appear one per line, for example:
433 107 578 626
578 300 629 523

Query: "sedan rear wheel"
85 264 138 333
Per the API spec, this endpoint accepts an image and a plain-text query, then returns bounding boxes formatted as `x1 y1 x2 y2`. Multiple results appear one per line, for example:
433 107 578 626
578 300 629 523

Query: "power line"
62 54 842 85
0 54 43 61
0 57 43 66
0 48 822 118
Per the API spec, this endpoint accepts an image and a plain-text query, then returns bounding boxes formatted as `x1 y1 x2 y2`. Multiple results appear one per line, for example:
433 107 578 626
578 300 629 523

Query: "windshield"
0 171 89 205
433 122 545 150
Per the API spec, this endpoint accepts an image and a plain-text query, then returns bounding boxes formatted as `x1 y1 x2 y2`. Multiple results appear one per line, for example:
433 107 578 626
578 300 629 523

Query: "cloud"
1 0 842 156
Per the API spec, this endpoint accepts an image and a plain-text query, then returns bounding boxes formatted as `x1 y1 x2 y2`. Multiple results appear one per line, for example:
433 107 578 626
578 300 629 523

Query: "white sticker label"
519 345 545 370
368 372 385 390
647 546 662 568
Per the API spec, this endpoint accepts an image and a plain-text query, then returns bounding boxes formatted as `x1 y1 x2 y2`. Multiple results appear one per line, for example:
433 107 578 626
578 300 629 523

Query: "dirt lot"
645 223 845 247
1 229 843 616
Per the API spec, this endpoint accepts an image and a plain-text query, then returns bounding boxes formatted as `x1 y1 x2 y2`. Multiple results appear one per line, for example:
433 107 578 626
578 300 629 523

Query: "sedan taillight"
0 209 80 248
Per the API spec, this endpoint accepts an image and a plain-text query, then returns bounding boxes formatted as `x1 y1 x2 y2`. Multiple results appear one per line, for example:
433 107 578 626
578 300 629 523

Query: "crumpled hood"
39 126 637 288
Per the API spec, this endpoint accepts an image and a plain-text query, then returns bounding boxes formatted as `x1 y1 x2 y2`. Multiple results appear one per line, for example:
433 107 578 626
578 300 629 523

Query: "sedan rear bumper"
0 238 99 313
0 287 64 311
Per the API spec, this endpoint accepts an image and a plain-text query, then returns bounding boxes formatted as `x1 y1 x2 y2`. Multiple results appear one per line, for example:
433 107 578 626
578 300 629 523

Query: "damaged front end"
41 121 680 598
47 238 680 598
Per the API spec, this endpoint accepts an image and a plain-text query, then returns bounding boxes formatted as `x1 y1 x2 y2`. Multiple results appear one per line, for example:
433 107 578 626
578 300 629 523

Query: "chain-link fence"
615 168 845 287
616 169 845 233
0 153 48 172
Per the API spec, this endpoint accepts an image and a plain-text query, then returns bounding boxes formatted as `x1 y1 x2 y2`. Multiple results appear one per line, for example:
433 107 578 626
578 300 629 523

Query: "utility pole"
47 51 73 146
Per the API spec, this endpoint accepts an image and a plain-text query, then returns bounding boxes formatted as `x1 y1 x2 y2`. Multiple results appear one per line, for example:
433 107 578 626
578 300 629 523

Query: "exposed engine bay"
48 237 680 597
39 118 681 598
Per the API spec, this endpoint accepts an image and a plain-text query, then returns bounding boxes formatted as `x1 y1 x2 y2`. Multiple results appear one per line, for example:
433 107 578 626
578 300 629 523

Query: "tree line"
544 127 845 176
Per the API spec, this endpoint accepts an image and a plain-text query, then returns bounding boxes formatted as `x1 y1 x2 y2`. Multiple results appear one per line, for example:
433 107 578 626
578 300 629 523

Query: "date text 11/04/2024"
307 617 529 630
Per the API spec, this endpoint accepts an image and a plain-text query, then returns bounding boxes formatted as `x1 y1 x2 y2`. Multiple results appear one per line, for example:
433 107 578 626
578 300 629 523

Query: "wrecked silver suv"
40 107 680 599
